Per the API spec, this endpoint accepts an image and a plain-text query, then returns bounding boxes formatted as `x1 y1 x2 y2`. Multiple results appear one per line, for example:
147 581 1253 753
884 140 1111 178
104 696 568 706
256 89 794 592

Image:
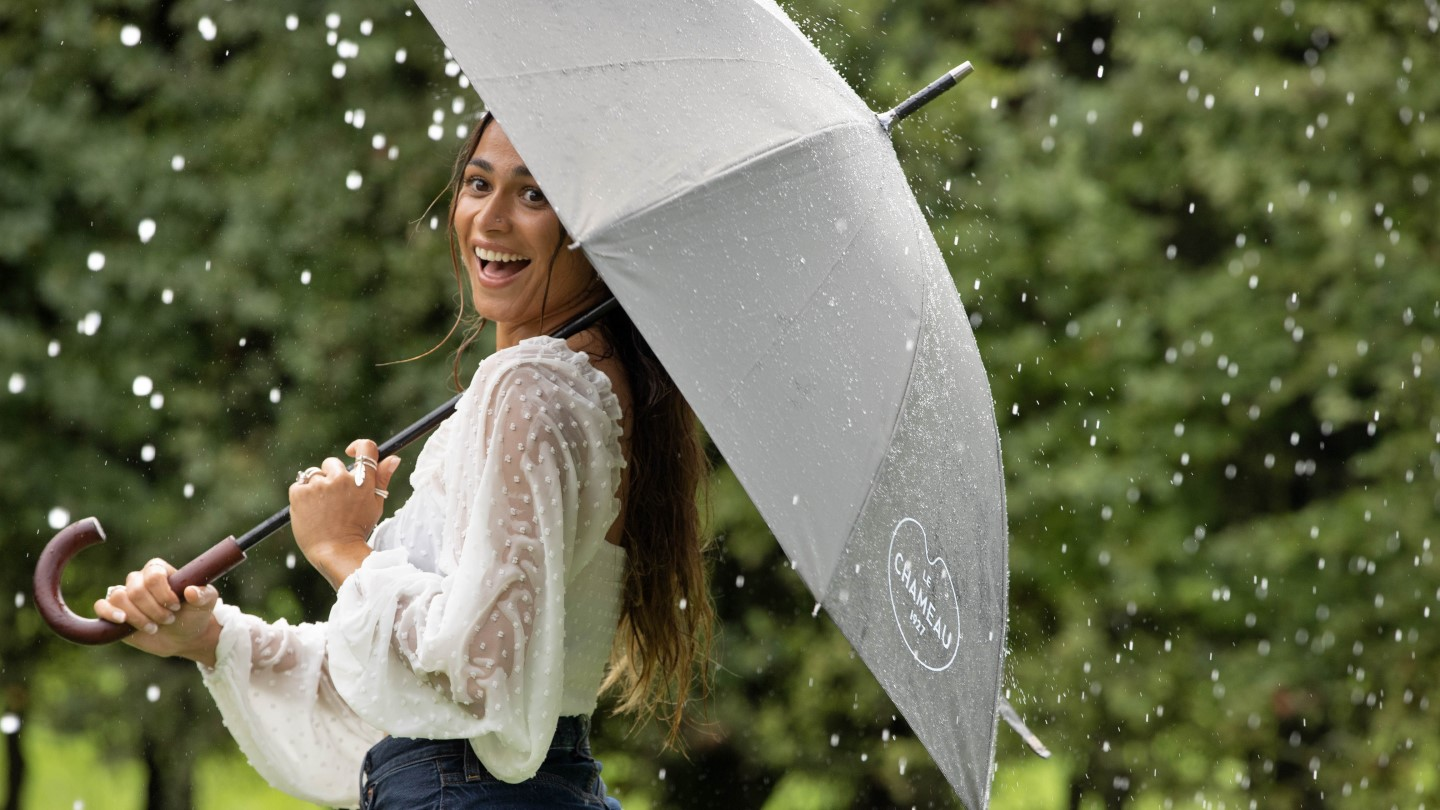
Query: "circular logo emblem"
887 518 962 672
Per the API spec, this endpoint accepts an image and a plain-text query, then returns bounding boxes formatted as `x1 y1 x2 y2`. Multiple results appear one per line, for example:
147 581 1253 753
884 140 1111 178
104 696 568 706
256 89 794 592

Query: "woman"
94 113 712 809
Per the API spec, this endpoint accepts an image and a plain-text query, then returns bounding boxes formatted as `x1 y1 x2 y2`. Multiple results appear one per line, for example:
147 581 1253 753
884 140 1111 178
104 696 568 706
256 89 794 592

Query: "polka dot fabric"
200 337 626 807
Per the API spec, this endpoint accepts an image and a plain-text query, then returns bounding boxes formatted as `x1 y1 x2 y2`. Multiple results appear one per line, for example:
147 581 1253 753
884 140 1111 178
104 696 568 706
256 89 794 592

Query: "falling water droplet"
286 553 297 569
346 171 362 190
87 251 105 271
140 444 156 462
285 14 298 31
146 685 161 702
48 340 60 357
132 375 154 397
15 592 25 609
6 373 24 394
198 16 217 41
48 507 70 529
0 714 20 735
120 25 141 46
137 218 156 244
270 387 282 403
183 483 195 499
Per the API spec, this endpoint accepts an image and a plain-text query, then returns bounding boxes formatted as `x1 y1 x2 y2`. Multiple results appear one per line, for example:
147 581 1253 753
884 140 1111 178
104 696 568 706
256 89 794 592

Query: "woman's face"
454 121 598 339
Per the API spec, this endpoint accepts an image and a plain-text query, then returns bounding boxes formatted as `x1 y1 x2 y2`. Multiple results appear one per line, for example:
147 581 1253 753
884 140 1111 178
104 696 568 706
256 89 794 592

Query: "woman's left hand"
289 439 403 590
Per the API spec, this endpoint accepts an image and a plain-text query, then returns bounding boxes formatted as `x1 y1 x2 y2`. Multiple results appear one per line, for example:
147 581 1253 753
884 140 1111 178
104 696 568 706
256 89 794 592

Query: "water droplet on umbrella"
48 507 70 529
141 444 156 462
146 684 161 702
198 16 217 41
132 375 154 397
87 251 105 271
6 373 24 394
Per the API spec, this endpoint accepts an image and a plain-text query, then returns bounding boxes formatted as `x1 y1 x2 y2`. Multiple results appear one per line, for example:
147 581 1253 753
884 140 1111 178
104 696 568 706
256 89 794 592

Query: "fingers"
182 584 220 609
377 455 403 492
98 559 182 634
346 438 379 464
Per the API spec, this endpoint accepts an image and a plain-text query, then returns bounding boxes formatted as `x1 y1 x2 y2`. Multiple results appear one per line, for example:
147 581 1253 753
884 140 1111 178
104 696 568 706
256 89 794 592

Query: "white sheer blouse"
199 336 627 807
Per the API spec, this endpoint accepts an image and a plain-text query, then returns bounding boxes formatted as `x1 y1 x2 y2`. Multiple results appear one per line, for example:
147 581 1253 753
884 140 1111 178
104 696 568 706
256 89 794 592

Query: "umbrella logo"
888 518 962 672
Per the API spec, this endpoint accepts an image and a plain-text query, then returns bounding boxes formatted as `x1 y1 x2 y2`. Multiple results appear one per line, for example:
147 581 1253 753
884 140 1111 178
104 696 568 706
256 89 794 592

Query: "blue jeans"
359 716 622 809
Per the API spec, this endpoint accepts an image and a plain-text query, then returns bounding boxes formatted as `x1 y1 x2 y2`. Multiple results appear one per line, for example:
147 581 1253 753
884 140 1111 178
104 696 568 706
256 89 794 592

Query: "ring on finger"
296 466 323 484
107 585 125 599
374 487 389 500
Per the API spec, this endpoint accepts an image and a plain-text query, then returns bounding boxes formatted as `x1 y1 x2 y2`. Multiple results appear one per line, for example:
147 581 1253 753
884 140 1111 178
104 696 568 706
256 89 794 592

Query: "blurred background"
1 0 1436 807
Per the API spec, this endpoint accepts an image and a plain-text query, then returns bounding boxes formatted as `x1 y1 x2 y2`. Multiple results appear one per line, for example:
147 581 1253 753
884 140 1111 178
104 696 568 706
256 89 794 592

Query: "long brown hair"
445 113 714 745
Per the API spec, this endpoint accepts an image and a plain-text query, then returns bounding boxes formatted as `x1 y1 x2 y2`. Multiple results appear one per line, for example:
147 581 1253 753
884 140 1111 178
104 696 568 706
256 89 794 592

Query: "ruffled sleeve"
325 339 624 783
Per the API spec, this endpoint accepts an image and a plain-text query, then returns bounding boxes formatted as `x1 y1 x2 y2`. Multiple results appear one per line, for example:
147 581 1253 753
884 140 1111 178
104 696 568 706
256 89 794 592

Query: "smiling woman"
92 109 714 810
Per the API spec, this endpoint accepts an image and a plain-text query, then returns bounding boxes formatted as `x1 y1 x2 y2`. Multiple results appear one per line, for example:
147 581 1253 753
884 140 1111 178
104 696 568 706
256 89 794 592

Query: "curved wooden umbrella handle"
33 518 247 646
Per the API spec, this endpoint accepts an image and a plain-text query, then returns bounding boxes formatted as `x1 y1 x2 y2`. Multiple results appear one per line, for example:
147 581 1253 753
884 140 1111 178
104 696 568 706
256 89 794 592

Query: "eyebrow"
468 158 534 179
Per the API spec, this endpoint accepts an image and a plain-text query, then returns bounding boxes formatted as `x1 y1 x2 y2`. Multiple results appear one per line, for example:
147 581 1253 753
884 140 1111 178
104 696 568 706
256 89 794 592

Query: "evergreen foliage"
2 0 1435 807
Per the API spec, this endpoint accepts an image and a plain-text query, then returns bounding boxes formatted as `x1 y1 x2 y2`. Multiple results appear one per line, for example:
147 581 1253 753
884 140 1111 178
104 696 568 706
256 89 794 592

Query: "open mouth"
474 246 531 281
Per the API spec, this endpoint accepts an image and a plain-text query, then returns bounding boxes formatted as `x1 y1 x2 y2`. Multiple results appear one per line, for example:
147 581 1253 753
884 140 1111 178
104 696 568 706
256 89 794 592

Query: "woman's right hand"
94 558 223 667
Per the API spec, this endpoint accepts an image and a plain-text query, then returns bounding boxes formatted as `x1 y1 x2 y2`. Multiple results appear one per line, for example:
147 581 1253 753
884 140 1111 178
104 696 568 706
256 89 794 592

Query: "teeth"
474 246 529 263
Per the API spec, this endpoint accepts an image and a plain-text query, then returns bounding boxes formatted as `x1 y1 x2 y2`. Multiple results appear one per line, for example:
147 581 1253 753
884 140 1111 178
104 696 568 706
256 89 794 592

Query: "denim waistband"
367 714 592 774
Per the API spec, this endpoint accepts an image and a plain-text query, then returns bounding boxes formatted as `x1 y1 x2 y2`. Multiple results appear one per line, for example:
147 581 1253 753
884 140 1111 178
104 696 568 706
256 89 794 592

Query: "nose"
472 192 512 233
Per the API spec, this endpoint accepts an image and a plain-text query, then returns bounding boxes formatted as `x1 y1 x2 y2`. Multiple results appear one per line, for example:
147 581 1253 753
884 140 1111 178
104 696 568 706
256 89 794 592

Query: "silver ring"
296 466 323 484
352 462 368 487
357 456 378 469
373 488 389 500
107 585 125 599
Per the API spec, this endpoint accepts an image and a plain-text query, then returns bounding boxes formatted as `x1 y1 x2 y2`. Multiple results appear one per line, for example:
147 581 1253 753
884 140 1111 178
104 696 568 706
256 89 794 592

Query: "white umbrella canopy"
416 1 1009 805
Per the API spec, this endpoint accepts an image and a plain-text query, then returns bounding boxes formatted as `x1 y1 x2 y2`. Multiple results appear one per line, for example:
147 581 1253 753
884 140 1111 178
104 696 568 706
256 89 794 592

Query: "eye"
521 187 548 205
465 175 490 194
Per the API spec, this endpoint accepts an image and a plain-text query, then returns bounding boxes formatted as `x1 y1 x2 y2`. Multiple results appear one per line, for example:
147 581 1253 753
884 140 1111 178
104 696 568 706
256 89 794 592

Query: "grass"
2 723 315 810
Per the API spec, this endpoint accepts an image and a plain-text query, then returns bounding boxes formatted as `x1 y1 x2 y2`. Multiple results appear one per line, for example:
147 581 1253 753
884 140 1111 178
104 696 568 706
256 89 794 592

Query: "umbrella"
414 1 1010 805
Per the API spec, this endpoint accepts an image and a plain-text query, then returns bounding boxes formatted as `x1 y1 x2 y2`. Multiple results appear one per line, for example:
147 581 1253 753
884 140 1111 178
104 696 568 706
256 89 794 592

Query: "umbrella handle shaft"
35 295 622 645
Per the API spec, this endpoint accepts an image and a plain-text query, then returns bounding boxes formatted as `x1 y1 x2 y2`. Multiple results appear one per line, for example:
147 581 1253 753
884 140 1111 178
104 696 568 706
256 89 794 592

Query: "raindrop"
325 13 340 29
48 507 70 529
395 48 407 64
658 768 667 781
1091 38 1106 55
198 16 217 41
791 494 799 506
1131 121 1143 137
428 124 444 141
332 62 347 79
360 19 374 36
6 373 24 394
1204 94 1215 109
138 218 156 244
49 341 61 357
141 444 156 462
830 732 841 747
132 375 154 397
0 714 19 735
183 483 194 499
337 39 359 59
120 25 141 47
87 251 105 271
149 393 164 410
371 133 386 150
285 552 296 569
13 592 23 608
346 171 363 190
285 15 298 32
161 288 174 304
734 574 745 588
146 684 161 702
269 387 282 403
445 60 461 77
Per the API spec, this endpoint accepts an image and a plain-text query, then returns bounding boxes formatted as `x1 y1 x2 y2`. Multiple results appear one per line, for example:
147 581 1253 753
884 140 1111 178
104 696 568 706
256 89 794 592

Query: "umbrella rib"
468 54 817 84
590 118 873 242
